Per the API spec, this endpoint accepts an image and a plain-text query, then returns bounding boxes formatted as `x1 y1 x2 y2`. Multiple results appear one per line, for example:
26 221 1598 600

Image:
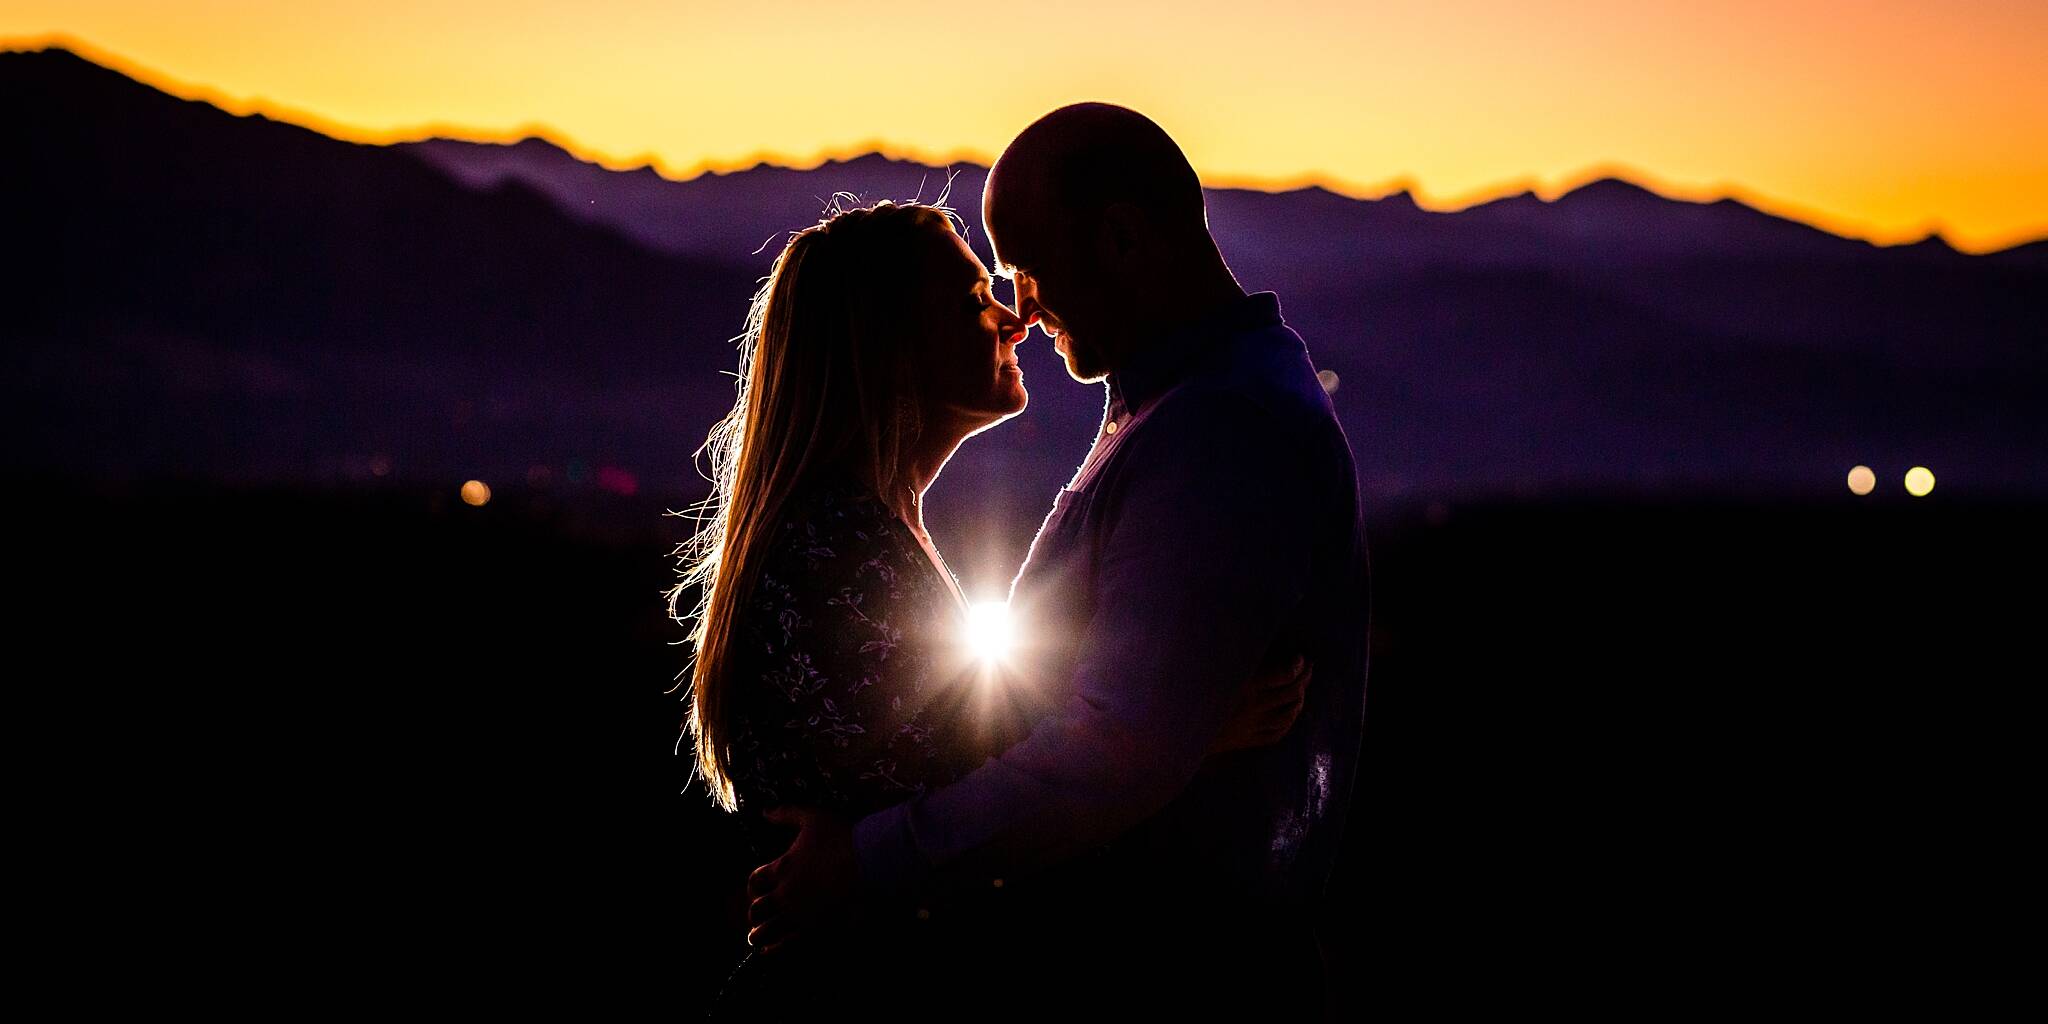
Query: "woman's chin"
993 372 1027 414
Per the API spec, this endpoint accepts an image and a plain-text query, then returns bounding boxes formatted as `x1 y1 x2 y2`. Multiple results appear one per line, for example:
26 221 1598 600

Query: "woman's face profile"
916 224 1029 432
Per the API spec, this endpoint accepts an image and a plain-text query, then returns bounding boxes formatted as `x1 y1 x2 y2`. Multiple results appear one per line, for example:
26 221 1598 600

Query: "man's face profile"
987 193 1114 384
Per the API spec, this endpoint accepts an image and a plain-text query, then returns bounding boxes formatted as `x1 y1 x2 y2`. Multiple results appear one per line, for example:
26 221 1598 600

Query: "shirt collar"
1107 291 1285 415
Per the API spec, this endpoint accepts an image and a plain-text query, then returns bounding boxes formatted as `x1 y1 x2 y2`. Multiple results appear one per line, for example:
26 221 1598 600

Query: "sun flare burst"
965 601 1013 664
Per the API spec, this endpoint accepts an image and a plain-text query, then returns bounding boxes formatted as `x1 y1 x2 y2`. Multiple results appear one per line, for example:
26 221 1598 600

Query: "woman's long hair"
669 197 964 811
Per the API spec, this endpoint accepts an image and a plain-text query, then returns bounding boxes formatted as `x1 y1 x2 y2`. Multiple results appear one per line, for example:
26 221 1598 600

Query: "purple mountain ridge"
404 138 982 265
9 45 2046 565
399 138 1983 271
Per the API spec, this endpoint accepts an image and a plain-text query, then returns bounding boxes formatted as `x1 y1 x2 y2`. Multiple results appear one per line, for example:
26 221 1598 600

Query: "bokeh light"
1846 465 1875 495
596 465 639 497
1318 369 1340 396
1904 467 1936 497
461 479 491 506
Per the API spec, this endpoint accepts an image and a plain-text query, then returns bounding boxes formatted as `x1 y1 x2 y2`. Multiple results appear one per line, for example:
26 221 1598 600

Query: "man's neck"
1111 269 1247 376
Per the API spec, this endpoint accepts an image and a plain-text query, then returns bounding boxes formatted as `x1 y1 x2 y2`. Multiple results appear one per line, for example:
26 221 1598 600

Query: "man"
745 103 1371 1014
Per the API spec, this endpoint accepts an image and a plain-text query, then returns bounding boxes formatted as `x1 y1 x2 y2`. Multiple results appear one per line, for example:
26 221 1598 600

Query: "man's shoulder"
1146 325 1335 440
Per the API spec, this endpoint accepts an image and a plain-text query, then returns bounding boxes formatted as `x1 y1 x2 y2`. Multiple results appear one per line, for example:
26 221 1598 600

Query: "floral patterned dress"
723 471 1027 864
708 473 1033 1017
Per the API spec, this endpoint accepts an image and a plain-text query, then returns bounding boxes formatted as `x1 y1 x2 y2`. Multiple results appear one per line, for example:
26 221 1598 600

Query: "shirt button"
1104 420 1119 435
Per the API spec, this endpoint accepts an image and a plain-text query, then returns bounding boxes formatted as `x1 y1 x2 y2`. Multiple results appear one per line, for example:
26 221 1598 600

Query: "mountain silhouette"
9 44 2046 554
404 138 983 265
5 46 762 493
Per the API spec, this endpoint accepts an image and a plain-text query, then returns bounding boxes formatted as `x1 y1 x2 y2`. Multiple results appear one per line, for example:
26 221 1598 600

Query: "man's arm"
851 389 1318 899
746 642 1311 953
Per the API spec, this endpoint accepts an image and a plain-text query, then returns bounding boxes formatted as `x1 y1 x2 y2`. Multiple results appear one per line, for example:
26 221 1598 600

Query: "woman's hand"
1208 651 1312 755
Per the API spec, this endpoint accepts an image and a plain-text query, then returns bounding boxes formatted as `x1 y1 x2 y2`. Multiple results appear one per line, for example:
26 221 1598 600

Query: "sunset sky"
8 1 2046 252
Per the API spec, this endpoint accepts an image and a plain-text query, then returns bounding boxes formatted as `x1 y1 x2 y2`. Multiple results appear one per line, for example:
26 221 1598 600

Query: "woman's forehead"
931 227 988 281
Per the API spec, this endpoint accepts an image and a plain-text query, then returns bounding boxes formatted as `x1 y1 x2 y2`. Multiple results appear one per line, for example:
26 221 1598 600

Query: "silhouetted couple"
675 103 1370 1020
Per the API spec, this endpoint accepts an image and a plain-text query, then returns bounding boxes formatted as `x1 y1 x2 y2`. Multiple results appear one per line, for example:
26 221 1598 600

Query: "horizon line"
9 32 2045 256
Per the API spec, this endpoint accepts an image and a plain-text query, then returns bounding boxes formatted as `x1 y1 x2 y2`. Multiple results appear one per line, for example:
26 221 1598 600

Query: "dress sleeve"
728 487 970 818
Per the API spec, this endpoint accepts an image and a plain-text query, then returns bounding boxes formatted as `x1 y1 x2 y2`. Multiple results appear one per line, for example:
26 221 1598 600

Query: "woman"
673 198 1034 822
671 199 1307 1014
671 199 1042 1014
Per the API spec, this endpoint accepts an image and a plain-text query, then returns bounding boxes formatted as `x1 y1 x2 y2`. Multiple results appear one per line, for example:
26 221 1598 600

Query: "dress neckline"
900 517 972 618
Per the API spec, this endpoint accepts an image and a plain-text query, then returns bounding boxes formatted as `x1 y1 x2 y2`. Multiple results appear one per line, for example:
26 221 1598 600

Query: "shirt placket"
1069 388 1135 493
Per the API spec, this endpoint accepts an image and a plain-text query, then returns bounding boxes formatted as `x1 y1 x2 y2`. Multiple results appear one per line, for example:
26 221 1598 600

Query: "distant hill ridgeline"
7 45 2045 560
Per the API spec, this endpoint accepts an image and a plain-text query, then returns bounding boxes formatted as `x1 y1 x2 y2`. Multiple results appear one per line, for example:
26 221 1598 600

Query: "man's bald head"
983 103 1240 384
984 103 1208 245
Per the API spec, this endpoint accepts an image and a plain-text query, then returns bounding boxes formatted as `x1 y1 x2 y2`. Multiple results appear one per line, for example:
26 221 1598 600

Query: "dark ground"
22 475 2033 1014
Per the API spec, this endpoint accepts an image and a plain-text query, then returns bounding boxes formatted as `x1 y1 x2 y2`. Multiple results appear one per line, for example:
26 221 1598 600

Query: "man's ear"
1095 201 1149 270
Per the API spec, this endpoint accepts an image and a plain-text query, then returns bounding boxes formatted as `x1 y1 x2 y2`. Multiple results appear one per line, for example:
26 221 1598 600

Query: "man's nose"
1012 277 1042 325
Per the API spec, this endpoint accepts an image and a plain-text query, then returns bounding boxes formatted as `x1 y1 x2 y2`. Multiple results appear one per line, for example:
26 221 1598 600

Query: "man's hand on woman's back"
1207 649 1312 756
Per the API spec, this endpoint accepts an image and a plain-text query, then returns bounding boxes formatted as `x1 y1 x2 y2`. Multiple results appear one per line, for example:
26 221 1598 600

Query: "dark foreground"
22 476 2032 1014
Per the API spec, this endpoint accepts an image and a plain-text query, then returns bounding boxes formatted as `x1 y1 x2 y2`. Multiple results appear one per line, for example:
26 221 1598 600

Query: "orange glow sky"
7 1 2046 252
